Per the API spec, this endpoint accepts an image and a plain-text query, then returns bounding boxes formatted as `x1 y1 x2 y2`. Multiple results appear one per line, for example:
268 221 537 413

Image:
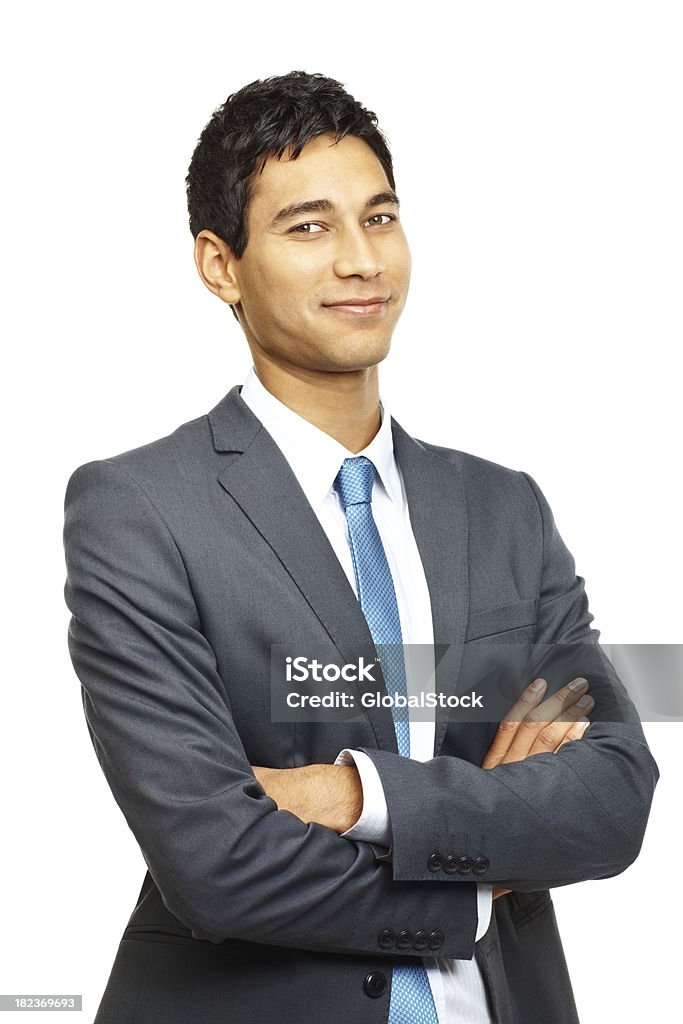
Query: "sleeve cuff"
334 748 392 847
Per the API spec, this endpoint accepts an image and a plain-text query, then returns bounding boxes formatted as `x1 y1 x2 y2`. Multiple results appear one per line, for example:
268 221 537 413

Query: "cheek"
373 229 410 290
249 251 320 310
241 265 316 339
391 235 412 282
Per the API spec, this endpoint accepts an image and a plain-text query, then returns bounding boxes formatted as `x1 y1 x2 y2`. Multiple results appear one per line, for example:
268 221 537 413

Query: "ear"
193 230 241 305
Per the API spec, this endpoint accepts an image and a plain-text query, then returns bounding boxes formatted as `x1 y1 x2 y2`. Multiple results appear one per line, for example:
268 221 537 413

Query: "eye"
366 213 395 227
289 222 325 234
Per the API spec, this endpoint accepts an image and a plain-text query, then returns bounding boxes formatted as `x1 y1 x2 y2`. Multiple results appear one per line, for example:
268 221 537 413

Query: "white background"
1 2 681 1020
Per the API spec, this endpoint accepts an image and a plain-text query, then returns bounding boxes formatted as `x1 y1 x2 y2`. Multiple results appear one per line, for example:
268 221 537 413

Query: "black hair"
185 70 395 260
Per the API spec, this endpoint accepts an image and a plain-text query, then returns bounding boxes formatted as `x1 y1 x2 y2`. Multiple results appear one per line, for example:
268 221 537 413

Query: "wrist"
336 763 362 833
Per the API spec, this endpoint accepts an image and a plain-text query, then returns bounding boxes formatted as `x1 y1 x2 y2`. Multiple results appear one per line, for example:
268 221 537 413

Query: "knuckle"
537 727 557 747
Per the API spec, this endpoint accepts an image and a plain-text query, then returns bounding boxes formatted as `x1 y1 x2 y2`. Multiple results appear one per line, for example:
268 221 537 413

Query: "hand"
251 763 362 834
482 676 593 771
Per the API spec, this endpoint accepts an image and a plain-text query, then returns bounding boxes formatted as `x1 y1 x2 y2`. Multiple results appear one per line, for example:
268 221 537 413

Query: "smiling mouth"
322 297 389 316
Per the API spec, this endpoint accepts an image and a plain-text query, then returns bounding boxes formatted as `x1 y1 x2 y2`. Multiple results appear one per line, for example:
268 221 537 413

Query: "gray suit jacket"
63 385 658 1023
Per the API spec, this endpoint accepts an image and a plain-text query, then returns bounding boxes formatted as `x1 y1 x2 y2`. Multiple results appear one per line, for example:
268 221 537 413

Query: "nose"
333 225 385 280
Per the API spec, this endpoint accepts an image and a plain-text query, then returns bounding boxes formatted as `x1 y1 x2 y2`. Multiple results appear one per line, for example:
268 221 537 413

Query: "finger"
533 676 590 723
527 695 594 755
481 678 548 769
503 677 589 762
557 716 591 750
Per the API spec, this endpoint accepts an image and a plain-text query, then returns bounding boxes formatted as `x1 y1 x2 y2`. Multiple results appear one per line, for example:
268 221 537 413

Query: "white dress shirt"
240 366 493 1024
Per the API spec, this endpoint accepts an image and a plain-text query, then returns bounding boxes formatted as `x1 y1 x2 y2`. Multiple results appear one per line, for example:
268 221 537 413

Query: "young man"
63 72 658 1024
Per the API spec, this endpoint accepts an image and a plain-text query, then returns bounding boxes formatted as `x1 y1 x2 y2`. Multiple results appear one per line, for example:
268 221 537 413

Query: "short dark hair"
185 70 395 259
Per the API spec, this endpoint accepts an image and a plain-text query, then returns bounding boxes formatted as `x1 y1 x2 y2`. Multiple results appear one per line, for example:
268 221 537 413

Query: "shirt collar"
239 366 403 513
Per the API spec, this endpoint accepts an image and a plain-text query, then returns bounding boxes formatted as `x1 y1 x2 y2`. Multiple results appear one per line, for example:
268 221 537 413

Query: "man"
63 71 658 1023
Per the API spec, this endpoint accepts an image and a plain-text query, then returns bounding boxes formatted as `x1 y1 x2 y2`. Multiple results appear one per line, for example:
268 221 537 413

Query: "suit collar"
238 367 402 515
208 383 262 453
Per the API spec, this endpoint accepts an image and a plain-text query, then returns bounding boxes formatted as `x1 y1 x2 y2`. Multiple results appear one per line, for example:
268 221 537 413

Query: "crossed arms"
63 458 659 961
252 673 597 883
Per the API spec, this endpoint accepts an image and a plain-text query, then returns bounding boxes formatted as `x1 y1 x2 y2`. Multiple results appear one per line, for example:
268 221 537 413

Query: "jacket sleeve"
354 471 659 891
63 458 479 957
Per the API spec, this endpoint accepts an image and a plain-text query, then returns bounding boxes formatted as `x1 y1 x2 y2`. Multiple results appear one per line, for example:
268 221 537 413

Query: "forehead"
248 134 391 220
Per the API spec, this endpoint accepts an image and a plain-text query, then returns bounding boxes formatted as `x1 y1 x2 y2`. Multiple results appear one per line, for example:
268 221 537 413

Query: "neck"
252 360 382 453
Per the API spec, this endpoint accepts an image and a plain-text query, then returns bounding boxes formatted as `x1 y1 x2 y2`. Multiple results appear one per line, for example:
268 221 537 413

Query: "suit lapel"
391 420 470 757
208 386 399 754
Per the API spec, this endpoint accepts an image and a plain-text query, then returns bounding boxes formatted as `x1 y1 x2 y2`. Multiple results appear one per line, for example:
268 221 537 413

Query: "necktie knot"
334 456 376 509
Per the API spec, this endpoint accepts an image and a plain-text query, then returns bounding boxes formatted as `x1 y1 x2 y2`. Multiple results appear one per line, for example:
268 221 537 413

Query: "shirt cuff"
334 748 392 847
475 883 493 941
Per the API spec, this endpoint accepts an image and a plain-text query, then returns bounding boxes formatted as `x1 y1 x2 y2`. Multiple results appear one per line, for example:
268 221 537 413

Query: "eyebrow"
269 190 400 229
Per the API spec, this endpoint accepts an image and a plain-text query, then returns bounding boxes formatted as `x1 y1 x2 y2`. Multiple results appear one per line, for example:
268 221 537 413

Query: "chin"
326 353 391 374
327 334 393 369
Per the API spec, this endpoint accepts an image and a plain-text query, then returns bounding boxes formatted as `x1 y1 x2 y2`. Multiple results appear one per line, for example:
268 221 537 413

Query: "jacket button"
364 971 388 998
427 852 443 872
377 929 395 949
428 929 445 950
457 856 474 875
472 856 490 875
443 854 459 874
396 929 413 950
413 930 429 951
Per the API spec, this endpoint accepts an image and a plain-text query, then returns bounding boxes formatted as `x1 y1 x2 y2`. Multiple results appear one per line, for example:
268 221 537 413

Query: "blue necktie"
334 456 439 1024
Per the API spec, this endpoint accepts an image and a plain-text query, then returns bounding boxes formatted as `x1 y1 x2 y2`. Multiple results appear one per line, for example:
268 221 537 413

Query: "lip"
323 296 389 316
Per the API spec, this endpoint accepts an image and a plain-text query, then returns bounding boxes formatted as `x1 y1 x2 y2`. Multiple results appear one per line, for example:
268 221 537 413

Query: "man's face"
229 133 411 377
